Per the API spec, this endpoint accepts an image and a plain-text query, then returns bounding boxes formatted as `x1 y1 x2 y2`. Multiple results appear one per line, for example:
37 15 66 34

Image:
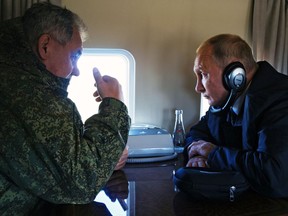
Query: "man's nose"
72 66 80 77
195 80 205 93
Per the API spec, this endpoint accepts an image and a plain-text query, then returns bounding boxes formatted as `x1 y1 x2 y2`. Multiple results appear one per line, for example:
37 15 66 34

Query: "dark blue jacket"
186 61 288 198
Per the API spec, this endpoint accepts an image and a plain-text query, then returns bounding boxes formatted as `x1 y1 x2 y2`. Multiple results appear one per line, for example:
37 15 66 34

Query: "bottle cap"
175 109 183 114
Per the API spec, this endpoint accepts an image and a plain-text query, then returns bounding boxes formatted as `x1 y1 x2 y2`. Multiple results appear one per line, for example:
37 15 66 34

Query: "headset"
210 61 246 113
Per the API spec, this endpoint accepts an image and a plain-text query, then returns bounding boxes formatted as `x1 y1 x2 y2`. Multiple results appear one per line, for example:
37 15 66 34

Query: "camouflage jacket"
0 18 131 215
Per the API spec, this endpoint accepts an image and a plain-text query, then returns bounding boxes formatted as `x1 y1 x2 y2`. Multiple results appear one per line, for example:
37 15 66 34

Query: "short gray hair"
196 34 257 71
23 2 88 49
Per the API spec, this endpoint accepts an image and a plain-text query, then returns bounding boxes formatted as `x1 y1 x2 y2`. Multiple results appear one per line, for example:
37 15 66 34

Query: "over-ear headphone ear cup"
223 62 246 92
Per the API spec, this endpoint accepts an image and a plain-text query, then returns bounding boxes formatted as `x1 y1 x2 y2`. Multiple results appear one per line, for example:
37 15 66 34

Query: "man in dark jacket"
185 34 288 198
0 3 130 215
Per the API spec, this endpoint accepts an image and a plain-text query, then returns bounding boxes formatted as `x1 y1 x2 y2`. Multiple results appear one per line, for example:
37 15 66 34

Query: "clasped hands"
186 140 216 168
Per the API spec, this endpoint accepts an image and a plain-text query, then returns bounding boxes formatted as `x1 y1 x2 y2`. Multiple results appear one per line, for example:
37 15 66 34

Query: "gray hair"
196 34 257 71
23 2 88 50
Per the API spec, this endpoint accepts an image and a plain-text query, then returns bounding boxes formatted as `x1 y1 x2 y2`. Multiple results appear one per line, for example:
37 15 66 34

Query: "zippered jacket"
186 61 288 198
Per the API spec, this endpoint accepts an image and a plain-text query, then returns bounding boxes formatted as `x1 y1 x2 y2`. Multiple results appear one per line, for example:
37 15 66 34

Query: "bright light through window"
68 48 135 122
200 95 210 118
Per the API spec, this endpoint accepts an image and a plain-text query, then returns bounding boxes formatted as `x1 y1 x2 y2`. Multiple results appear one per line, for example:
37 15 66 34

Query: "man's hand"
186 155 209 168
187 140 216 159
114 146 129 171
93 67 124 102
186 140 216 167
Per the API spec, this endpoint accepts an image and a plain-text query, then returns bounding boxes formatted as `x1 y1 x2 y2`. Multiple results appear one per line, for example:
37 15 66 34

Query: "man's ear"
37 34 50 60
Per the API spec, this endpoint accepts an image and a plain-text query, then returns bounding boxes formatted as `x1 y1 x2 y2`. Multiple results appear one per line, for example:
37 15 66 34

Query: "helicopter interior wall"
62 0 252 133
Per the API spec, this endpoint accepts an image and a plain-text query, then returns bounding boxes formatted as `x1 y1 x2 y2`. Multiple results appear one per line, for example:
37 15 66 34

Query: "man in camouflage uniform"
0 3 130 215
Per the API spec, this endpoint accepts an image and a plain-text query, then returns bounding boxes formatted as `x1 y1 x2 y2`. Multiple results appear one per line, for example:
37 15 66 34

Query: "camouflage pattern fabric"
0 17 131 215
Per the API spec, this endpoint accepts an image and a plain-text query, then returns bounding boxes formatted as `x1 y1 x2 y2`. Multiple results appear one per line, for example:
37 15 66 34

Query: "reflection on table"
95 170 131 216
32 154 288 216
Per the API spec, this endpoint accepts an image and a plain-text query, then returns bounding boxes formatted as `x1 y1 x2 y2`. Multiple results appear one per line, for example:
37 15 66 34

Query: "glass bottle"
173 109 185 153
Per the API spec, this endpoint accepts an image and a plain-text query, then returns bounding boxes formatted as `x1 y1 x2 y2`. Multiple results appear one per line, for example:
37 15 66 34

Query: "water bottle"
173 109 185 153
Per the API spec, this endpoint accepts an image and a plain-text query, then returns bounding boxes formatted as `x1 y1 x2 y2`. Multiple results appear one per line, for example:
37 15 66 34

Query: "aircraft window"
68 48 135 122
200 95 209 118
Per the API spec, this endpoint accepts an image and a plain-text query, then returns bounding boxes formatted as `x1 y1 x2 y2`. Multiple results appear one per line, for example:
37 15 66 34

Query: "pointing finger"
93 67 102 85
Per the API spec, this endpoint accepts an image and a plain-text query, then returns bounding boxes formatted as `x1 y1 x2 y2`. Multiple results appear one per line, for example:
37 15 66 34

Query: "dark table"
122 155 288 216
34 154 288 216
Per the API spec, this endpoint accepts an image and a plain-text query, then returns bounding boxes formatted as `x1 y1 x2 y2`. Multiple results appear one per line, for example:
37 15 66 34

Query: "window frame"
68 48 135 123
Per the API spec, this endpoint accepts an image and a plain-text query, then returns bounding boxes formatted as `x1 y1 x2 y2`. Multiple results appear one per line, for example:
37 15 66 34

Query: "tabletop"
33 154 288 216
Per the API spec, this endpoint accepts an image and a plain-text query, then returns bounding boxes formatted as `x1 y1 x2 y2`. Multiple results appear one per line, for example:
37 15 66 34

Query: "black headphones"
210 61 246 113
